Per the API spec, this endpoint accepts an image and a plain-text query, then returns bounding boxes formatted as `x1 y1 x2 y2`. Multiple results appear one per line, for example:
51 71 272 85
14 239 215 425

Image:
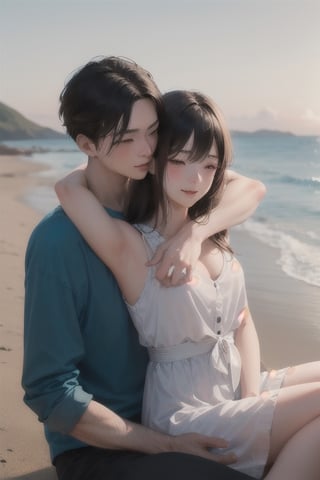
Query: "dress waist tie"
148 334 241 392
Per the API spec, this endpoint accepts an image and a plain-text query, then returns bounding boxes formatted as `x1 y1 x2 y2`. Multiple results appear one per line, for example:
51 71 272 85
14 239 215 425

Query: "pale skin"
56 98 268 465
56 98 320 477
75 98 266 287
53 98 266 466
57 159 320 478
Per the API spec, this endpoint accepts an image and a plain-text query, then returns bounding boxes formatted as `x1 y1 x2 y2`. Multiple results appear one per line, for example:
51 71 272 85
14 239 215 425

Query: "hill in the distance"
1 101 305 143
231 128 296 138
0 102 65 141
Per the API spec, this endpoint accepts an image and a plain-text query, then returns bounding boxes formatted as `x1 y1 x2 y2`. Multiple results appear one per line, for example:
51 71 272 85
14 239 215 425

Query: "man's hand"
146 224 201 287
70 401 237 465
170 432 237 464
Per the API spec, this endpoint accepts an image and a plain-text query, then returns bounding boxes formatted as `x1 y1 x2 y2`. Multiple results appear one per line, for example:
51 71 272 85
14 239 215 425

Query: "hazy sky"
1 0 320 135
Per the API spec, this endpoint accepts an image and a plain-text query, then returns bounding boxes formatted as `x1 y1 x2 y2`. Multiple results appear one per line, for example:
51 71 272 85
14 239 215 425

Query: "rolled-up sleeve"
22 228 92 433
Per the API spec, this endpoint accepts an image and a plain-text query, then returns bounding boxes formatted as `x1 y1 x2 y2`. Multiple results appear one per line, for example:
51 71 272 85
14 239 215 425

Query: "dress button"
217 330 221 335
217 316 221 323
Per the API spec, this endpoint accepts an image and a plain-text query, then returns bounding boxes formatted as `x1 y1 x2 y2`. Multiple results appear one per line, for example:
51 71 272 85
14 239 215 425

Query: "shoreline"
0 153 319 478
230 229 320 368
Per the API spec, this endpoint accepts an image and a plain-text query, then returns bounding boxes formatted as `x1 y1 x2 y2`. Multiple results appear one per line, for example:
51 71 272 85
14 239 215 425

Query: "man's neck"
85 158 129 211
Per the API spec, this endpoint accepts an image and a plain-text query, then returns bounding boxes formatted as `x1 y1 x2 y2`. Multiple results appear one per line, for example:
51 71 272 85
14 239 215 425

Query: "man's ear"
148 157 156 175
76 134 97 156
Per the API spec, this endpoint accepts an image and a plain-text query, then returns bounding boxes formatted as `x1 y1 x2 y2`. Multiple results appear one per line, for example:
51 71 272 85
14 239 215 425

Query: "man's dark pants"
55 447 254 479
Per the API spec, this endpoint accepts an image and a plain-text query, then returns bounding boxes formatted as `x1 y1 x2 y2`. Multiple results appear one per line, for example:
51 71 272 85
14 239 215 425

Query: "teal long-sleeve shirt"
22 206 148 462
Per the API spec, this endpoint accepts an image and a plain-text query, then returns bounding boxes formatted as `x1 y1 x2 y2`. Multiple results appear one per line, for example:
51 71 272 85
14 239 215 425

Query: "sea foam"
239 219 320 288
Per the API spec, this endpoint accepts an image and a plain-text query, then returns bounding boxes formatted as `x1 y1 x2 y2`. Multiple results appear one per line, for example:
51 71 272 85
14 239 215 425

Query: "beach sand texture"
0 154 319 479
0 156 56 479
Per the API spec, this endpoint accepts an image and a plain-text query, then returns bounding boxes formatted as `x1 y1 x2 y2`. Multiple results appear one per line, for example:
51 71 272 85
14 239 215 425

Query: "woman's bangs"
168 121 194 159
188 112 216 162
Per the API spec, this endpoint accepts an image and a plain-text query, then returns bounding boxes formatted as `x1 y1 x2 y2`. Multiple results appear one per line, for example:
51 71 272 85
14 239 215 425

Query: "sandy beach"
0 155 56 479
0 154 319 479
231 230 320 368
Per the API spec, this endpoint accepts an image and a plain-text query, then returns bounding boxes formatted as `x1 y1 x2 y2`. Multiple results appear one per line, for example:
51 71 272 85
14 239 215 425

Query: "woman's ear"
76 134 97 156
148 157 156 175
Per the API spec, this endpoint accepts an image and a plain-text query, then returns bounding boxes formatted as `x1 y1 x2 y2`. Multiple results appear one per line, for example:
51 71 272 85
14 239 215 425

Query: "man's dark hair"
59 56 164 145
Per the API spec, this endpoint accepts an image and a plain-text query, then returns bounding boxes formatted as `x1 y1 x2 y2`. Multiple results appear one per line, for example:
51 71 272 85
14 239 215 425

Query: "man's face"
96 98 159 179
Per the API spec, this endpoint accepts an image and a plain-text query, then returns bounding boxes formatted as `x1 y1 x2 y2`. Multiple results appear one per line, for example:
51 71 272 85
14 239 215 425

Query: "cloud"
255 108 279 122
228 108 281 132
229 107 320 136
301 108 320 124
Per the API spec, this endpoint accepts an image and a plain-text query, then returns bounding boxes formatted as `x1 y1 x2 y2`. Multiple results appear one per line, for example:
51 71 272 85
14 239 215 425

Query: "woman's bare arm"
55 168 147 302
235 307 261 398
150 171 266 285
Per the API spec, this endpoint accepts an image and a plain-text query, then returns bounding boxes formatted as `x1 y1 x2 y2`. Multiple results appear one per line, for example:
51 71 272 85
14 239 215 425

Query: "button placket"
214 281 223 335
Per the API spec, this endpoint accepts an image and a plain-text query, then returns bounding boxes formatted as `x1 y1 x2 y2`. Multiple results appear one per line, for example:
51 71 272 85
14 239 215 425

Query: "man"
22 56 264 479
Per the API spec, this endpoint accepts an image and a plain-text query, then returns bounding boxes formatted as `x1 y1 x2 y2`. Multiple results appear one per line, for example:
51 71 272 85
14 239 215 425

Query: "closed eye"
112 137 133 145
169 158 185 165
205 164 218 170
149 128 158 136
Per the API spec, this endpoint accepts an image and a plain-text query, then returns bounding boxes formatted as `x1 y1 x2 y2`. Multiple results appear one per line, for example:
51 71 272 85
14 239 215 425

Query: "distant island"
0 101 310 157
0 102 67 155
0 101 65 142
231 129 296 138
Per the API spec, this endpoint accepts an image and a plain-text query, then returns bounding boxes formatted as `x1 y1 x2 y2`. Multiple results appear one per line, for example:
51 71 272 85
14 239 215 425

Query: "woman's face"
164 132 218 210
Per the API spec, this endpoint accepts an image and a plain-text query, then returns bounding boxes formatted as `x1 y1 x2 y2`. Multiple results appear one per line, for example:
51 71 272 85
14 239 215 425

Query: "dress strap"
134 224 164 262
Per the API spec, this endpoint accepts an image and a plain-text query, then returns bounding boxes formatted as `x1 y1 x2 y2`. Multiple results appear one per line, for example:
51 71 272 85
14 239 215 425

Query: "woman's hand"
147 170 266 287
147 223 201 286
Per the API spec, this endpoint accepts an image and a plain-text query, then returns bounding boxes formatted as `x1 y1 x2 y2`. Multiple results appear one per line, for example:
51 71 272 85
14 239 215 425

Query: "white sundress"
126 225 287 479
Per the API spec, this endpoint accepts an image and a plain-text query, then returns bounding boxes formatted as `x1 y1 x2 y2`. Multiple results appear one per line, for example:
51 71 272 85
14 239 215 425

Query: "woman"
56 90 320 479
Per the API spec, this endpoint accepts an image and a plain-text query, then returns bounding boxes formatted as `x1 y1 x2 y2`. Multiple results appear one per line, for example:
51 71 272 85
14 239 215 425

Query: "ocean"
4 131 320 289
